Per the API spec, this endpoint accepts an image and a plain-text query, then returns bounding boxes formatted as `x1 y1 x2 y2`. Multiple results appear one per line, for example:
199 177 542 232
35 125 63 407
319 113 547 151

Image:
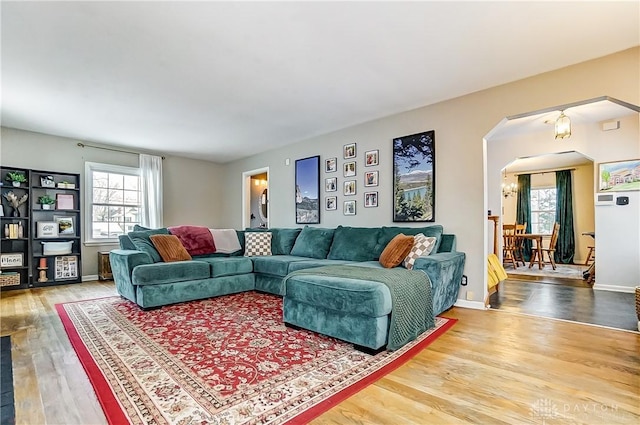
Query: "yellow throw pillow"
149 234 192 262
379 234 414 268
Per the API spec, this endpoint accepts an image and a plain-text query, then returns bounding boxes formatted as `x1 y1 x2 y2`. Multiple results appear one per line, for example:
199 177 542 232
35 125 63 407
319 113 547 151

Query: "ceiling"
505 151 594 174
2 2 639 163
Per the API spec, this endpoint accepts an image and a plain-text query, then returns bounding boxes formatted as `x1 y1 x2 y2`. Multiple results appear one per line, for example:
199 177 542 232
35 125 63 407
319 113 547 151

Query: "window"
530 187 556 235
85 162 141 244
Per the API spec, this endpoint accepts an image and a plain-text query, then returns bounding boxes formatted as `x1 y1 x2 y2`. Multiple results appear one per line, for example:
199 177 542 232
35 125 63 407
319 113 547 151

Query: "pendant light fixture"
555 111 571 139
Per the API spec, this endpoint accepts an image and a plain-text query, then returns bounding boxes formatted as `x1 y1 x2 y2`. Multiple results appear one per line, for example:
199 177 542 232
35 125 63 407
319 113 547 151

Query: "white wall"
221 47 640 305
0 127 226 277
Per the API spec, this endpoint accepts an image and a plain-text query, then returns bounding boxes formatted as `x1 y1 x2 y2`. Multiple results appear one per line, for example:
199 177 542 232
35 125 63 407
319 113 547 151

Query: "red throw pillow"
150 234 192 262
379 234 414 268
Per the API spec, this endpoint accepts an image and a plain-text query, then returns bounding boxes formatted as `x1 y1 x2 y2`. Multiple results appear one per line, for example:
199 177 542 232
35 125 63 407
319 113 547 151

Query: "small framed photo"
55 255 78 280
344 180 356 196
344 200 356 216
365 150 379 167
37 221 58 238
343 161 356 177
325 177 337 192
54 216 75 235
56 194 75 210
325 158 337 173
40 175 56 188
343 143 356 159
364 191 379 208
364 170 379 187
325 196 337 210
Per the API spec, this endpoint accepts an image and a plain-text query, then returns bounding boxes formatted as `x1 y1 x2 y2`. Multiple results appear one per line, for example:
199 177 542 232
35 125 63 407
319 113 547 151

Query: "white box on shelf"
42 241 73 256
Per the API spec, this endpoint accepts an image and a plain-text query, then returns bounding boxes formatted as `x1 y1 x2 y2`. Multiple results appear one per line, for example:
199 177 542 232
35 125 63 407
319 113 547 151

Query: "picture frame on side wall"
325 158 337 173
598 159 640 192
393 130 435 222
365 150 379 167
344 200 356 216
344 143 356 159
295 156 320 224
325 196 337 211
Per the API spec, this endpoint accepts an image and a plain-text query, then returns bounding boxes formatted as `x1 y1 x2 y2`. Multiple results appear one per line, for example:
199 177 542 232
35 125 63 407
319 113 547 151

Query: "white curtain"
140 154 163 228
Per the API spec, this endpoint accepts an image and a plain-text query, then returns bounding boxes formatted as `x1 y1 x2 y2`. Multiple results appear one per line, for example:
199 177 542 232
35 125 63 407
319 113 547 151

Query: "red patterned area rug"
57 291 456 424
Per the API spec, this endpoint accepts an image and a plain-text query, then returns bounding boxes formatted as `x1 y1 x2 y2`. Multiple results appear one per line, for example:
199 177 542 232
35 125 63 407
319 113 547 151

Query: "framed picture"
344 200 356 216
56 194 75 210
0 253 23 267
364 191 378 208
365 150 379 167
55 255 78 280
393 130 435 222
295 156 320 224
40 175 55 188
598 159 640 192
325 158 337 173
344 143 356 159
37 221 58 238
325 177 337 192
364 170 379 187
325 196 337 211
54 216 74 235
343 161 356 177
344 180 356 196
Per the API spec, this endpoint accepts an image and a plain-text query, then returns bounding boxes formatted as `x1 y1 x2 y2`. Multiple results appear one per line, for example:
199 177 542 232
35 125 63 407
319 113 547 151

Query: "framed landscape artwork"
393 130 435 222
598 159 640 192
295 156 320 224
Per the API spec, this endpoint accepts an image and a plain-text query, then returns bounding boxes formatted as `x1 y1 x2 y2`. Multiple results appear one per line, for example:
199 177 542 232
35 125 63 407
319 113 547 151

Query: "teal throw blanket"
284 265 434 350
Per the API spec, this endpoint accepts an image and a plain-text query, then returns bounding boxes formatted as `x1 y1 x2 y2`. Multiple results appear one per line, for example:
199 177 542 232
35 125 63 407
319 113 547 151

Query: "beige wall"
221 47 640 305
0 127 225 277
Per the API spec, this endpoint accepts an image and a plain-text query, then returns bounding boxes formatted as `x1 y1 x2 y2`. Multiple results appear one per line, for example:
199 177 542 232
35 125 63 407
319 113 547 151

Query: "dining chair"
502 224 523 268
539 222 560 270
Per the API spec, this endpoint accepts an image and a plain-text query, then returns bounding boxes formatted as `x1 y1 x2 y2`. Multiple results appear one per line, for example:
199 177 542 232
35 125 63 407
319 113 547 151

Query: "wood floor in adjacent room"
1 281 638 425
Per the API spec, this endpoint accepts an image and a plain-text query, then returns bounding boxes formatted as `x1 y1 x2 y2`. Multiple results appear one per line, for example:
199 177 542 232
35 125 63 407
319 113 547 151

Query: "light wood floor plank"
1 281 638 425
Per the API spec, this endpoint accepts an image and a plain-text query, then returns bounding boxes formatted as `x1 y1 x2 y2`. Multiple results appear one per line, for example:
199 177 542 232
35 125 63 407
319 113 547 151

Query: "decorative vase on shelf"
42 204 53 210
12 208 19 217
12 181 20 187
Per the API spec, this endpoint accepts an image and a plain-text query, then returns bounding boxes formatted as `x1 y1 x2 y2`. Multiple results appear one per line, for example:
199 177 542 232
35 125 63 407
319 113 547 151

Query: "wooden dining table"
519 233 544 269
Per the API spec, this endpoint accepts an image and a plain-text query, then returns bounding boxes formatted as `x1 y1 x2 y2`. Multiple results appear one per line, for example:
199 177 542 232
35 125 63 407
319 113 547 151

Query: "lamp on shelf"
555 110 571 139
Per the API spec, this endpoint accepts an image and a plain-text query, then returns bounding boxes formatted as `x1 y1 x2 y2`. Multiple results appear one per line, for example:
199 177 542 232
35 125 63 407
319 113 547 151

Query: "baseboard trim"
593 284 636 293
82 275 99 282
454 299 487 310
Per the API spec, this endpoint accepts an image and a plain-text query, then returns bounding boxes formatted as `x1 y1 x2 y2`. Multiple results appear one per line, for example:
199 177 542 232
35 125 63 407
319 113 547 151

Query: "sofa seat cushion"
132 261 210 286
287 259 353 273
196 257 253 277
285 274 392 317
252 255 310 277
327 226 381 261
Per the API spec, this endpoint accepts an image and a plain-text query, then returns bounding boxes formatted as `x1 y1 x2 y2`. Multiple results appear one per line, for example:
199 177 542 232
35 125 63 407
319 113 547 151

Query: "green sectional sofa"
110 225 466 350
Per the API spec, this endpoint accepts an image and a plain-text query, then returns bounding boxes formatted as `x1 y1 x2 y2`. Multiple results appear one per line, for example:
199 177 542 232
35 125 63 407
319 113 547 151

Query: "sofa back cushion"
327 226 381 261
290 226 335 259
149 234 192 262
271 228 302 255
376 225 443 257
379 234 414 268
128 228 170 263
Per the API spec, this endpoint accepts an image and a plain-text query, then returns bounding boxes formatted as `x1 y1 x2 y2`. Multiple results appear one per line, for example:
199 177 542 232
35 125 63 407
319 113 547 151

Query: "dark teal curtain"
516 174 531 260
555 170 575 264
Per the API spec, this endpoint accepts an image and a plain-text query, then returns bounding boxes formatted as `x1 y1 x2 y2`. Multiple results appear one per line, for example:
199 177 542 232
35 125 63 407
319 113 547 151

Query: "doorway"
482 97 640 331
242 167 269 229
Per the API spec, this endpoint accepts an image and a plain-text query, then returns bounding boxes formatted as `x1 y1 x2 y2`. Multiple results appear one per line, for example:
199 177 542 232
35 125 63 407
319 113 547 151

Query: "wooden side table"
98 251 113 280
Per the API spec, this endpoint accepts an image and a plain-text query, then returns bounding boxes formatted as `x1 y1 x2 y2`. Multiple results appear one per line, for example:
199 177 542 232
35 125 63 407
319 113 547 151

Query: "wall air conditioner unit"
595 192 617 206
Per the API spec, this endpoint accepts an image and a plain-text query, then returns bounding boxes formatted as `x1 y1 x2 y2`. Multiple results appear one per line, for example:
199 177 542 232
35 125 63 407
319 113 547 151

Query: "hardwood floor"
1 281 638 425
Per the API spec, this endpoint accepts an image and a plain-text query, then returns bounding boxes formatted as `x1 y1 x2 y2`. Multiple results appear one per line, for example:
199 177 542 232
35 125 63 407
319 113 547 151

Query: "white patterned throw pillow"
403 233 437 270
244 232 272 256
